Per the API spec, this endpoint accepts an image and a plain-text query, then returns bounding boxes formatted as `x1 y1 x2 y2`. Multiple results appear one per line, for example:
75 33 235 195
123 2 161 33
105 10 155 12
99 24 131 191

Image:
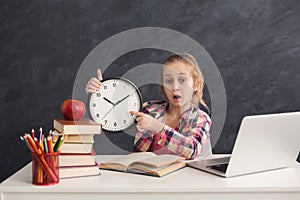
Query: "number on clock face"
88 78 142 132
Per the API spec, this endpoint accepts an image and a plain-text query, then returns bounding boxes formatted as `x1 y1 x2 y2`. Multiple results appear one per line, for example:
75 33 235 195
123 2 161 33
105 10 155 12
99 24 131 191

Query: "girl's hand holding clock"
85 69 103 94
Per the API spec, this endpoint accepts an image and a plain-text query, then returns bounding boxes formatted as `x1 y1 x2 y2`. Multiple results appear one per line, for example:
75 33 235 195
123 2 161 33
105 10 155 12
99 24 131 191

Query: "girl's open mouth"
173 95 181 100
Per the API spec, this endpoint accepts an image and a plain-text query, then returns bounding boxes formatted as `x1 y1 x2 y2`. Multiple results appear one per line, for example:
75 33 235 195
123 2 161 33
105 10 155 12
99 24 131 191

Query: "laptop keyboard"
206 163 229 173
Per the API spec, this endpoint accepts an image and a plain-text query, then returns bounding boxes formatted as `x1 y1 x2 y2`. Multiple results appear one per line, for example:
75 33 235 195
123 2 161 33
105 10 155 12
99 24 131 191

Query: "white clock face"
89 78 142 132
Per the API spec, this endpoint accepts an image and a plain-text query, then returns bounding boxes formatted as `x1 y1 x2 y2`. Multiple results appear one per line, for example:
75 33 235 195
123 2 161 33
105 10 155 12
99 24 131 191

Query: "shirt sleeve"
157 113 212 159
133 130 152 152
133 101 156 152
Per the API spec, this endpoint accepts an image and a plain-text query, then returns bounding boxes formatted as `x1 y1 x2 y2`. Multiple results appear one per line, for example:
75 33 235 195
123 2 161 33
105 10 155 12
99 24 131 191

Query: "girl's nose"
172 80 180 91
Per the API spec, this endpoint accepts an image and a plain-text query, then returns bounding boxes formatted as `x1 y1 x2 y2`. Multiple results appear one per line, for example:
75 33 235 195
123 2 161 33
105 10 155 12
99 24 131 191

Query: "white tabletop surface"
1 155 300 200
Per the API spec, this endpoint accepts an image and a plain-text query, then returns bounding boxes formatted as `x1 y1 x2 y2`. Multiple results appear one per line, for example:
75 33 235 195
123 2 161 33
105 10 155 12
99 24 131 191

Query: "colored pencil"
53 135 63 152
49 130 54 142
25 134 40 154
47 136 53 153
58 134 68 151
20 136 31 151
31 129 35 138
39 127 43 142
33 137 42 154
43 137 48 153
53 135 68 152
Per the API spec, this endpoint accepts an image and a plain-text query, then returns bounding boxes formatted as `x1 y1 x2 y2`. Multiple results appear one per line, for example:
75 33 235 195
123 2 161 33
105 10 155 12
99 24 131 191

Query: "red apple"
61 99 86 120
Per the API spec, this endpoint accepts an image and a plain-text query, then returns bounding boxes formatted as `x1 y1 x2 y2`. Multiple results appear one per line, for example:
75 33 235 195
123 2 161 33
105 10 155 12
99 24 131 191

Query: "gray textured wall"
1 0 299 182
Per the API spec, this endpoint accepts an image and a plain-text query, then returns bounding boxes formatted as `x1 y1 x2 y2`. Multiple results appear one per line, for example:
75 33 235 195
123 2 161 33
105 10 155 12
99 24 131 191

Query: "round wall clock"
88 78 143 132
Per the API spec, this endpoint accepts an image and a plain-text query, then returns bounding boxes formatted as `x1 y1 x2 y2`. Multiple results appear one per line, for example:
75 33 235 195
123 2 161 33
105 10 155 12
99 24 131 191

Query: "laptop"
188 112 300 177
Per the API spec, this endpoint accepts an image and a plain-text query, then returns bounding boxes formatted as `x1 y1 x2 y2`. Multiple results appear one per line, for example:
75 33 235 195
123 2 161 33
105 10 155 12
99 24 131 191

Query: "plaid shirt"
134 100 212 159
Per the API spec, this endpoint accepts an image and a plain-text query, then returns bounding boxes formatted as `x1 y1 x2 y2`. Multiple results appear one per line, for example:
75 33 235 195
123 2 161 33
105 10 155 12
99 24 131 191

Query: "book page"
130 154 184 168
99 152 157 168
128 161 186 177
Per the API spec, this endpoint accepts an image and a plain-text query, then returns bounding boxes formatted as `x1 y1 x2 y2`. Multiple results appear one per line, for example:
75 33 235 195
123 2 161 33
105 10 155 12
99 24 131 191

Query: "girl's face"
162 61 195 110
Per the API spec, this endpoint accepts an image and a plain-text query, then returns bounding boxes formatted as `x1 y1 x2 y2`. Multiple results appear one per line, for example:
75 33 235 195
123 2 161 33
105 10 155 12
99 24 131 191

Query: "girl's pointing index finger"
129 111 143 116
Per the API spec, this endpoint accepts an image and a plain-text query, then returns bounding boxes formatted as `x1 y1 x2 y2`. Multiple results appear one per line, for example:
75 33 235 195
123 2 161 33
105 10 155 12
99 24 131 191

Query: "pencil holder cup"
31 152 60 185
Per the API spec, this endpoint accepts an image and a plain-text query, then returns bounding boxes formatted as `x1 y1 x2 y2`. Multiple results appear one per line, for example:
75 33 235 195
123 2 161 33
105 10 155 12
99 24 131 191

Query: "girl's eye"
179 78 186 84
164 79 173 84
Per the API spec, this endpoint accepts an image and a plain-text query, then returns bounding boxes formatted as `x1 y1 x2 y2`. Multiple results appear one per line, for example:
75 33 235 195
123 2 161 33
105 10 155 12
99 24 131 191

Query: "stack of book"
53 118 101 179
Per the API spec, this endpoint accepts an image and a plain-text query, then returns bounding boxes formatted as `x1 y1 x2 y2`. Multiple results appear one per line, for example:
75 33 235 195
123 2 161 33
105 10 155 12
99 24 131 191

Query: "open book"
99 152 186 177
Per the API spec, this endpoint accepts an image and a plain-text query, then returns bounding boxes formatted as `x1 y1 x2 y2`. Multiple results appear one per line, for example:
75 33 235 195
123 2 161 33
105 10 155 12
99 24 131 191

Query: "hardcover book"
59 164 100 179
99 152 186 177
53 131 95 143
56 143 93 154
59 154 96 167
53 118 101 135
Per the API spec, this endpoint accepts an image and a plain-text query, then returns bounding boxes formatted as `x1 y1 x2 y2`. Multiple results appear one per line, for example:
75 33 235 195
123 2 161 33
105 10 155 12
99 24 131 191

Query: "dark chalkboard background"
0 0 299 182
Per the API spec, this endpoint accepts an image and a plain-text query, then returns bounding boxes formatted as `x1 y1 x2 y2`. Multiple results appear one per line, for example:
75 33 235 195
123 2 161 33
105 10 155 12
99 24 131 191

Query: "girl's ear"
193 79 200 92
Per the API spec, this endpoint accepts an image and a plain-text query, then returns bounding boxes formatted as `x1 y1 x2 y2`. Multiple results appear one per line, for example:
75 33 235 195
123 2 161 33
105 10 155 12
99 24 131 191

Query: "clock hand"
103 97 115 106
115 95 130 106
101 95 129 121
101 95 130 121
101 105 115 120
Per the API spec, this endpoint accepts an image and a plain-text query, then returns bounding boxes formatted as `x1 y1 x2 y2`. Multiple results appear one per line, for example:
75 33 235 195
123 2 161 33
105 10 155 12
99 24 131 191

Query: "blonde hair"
161 53 209 112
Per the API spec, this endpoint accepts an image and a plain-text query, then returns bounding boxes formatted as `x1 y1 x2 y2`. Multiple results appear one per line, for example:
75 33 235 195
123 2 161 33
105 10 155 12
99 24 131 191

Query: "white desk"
1 155 300 200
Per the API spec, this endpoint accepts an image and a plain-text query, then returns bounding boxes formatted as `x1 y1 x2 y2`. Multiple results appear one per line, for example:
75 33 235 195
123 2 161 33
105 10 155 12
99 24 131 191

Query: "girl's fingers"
97 69 103 81
130 111 144 116
129 111 137 115
87 81 101 93
87 84 100 91
86 85 98 94
89 77 102 87
86 78 102 94
85 87 97 94
135 117 142 122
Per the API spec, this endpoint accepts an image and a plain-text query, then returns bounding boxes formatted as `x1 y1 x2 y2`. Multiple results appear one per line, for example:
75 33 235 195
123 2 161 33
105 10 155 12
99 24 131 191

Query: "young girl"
85 53 212 160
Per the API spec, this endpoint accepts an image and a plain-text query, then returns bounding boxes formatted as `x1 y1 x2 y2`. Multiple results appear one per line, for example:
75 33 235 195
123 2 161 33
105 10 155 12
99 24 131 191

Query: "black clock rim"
87 77 143 133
